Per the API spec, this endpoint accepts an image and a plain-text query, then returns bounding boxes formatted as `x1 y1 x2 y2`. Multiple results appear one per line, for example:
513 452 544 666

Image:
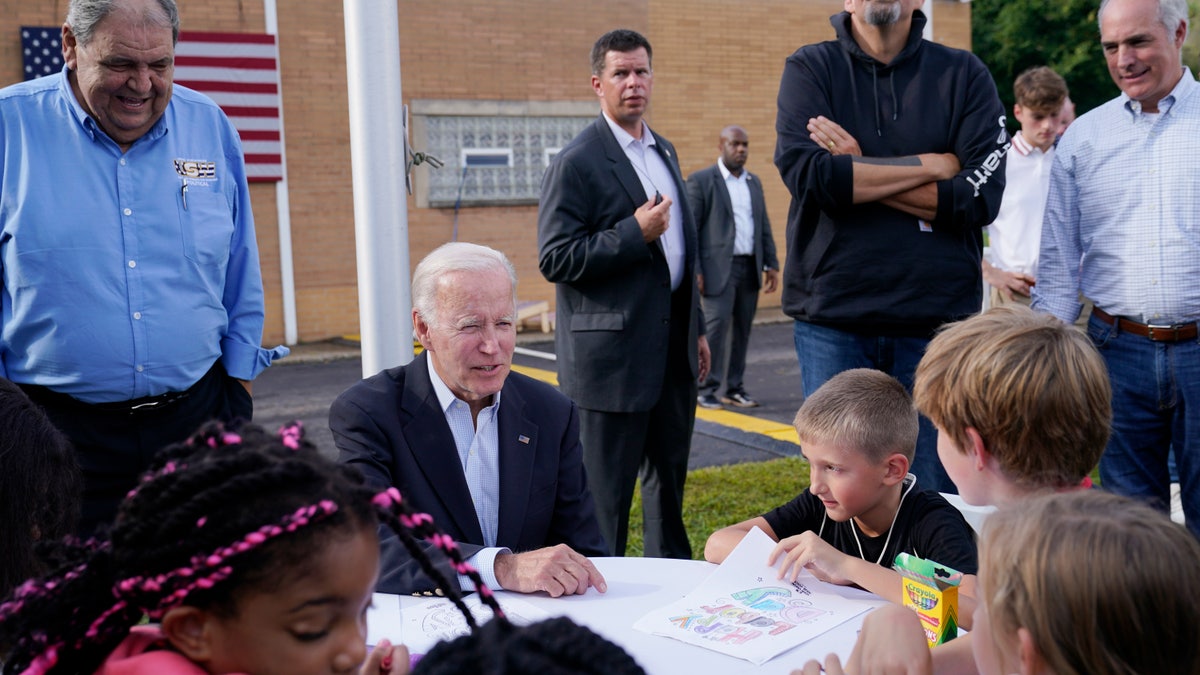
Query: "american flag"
20 27 284 182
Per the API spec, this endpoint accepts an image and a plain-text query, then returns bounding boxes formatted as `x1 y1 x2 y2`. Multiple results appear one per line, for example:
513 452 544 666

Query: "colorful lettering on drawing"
732 587 789 612
780 603 826 624
719 607 798 635
669 613 720 630
714 626 762 645
720 607 751 620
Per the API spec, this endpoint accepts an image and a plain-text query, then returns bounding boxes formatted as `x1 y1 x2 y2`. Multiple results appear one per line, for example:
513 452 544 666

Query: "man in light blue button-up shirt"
1034 0 1200 536
0 0 286 532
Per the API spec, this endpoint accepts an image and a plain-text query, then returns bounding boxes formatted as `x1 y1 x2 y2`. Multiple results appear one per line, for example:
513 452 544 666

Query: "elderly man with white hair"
331 242 608 596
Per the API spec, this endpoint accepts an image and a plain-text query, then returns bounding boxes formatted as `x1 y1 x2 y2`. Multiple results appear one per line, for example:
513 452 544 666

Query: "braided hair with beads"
0 421 504 675
413 616 647 675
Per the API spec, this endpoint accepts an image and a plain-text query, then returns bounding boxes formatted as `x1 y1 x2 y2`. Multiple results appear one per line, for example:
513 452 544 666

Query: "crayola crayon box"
894 553 963 647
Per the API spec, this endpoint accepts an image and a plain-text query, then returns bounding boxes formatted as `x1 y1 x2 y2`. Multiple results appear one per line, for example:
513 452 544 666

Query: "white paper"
632 527 871 665
367 592 402 648
368 592 551 656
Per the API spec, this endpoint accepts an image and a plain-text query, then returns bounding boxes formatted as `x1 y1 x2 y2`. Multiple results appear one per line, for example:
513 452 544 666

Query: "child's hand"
793 653 846 675
768 532 853 585
844 605 932 674
361 638 410 675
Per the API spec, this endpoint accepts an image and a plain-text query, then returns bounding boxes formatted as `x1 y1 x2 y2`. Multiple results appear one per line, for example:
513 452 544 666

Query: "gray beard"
865 2 902 26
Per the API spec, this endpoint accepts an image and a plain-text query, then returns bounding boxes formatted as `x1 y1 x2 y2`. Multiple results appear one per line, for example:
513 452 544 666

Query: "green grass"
624 456 810 559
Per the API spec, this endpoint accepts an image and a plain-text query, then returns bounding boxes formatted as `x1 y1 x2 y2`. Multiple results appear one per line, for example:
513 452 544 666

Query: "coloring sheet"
632 527 872 665
368 592 550 655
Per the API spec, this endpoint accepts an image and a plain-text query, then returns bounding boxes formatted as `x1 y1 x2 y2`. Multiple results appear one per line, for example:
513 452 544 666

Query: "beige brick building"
1 1 972 346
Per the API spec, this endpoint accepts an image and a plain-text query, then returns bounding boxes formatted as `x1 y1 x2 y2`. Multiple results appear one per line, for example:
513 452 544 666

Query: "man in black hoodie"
774 0 1008 493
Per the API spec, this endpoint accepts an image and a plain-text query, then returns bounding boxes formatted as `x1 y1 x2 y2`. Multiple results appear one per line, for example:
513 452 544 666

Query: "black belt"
17 363 218 416
92 390 192 414
1093 307 1198 343
19 383 193 416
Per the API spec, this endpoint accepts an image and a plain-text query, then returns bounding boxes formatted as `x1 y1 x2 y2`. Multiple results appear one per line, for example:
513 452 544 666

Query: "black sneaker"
697 394 723 409
721 391 759 408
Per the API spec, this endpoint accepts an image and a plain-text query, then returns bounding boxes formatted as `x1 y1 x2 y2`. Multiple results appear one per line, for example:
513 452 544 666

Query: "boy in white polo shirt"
982 66 1067 307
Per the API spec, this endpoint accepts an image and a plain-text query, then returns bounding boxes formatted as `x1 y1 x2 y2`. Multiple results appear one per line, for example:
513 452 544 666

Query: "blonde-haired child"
914 304 1110 505
705 369 977 601
803 305 1113 673
798 490 1200 675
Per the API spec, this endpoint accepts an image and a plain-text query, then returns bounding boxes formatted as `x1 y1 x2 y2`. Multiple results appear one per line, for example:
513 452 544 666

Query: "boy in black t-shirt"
704 368 978 603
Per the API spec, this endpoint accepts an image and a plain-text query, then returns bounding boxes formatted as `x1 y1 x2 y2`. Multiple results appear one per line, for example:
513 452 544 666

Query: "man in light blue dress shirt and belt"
1034 0 1200 536
0 0 286 533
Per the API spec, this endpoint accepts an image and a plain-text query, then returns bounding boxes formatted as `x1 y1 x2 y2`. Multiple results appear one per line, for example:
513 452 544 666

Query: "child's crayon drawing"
372 594 549 655
633 527 872 665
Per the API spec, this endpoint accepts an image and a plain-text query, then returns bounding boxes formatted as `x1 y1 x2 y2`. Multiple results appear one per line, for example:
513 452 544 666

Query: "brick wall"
1 0 972 345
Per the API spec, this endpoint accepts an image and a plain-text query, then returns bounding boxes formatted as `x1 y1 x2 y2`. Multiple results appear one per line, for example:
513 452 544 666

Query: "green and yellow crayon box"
894 553 962 647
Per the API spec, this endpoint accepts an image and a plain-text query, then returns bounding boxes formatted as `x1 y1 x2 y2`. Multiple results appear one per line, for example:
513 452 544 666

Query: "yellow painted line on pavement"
696 408 801 444
512 363 559 385
512 363 800 445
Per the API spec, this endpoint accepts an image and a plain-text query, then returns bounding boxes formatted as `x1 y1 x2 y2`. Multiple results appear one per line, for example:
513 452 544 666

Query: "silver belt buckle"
129 400 163 411
1146 323 1179 340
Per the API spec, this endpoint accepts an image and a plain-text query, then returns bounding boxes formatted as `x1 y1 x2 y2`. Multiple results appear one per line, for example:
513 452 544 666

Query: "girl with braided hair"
0 421 503 675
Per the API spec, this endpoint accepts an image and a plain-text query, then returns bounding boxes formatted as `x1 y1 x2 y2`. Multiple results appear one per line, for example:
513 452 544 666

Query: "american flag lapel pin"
518 434 530 445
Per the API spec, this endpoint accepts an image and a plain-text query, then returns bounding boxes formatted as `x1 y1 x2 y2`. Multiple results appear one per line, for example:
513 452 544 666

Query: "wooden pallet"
516 300 552 333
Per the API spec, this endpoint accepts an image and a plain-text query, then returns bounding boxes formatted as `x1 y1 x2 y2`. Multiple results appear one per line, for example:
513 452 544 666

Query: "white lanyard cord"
845 474 916 565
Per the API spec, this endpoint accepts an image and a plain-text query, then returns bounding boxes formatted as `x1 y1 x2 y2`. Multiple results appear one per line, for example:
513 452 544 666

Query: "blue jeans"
792 320 952 493
1088 314 1200 537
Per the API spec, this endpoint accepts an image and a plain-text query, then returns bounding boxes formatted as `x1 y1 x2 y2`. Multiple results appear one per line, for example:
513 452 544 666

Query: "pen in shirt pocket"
181 178 189 210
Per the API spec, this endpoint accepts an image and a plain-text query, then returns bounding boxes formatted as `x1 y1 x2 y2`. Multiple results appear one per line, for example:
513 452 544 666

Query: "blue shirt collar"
56 65 170 148
1122 65 1197 116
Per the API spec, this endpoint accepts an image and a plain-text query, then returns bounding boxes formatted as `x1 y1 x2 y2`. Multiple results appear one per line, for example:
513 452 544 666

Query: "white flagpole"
262 0 298 346
343 0 413 375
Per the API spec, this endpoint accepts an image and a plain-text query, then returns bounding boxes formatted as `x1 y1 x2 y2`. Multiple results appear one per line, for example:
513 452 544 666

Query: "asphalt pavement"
252 317 805 469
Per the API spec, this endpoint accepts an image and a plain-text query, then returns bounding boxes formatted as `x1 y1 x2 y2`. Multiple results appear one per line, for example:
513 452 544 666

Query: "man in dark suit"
688 125 780 410
331 242 607 596
537 29 709 559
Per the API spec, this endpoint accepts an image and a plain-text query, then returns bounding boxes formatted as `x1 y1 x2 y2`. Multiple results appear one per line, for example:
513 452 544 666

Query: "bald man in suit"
688 125 779 410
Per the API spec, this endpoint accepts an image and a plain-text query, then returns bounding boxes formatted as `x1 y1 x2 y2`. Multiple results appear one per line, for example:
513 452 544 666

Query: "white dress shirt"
718 156 756 257
603 112 686 290
986 131 1054 277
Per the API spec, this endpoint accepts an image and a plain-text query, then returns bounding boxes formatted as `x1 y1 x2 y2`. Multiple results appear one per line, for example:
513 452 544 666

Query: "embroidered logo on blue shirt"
174 159 217 180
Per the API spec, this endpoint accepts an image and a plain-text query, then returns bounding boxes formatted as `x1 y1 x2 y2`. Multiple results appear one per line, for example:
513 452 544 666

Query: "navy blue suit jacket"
330 353 606 594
